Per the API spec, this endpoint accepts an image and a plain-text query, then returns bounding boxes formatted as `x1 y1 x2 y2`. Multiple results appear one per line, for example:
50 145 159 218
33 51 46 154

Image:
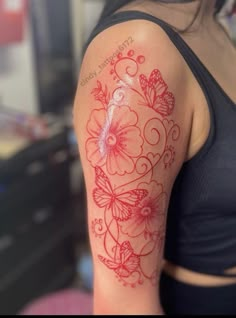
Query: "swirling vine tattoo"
85 49 180 287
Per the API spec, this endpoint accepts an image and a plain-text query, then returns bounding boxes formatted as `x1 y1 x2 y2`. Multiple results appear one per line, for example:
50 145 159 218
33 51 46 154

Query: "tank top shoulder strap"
86 10 217 103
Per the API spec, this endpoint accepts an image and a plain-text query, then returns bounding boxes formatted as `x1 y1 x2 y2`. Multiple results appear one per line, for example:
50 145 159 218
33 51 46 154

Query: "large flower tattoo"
86 106 143 175
120 181 167 238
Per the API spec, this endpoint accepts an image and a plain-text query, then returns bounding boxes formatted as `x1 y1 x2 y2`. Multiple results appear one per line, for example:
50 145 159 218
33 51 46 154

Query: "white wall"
83 0 105 42
0 16 39 115
71 0 105 77
0 0 105 115
71 0 84 77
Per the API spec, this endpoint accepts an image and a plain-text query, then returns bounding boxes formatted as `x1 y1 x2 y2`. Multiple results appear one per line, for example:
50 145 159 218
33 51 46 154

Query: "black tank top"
85 10 236 277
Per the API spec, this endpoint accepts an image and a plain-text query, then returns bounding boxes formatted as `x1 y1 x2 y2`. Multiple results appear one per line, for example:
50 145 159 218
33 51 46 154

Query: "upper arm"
73 20 193 315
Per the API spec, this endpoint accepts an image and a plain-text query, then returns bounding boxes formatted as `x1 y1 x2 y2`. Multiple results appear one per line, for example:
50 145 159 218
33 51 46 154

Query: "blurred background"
0 0 235 315
0 0 105 315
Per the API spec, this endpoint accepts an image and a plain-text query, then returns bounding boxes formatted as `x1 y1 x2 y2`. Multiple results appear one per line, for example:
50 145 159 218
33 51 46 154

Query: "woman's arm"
73 20 193 315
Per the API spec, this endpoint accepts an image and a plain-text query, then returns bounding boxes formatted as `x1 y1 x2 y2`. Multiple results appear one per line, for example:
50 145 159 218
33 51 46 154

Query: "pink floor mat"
20 289 93 315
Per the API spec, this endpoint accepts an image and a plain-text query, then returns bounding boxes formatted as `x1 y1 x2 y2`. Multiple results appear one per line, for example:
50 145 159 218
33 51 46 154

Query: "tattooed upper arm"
73 21 193 315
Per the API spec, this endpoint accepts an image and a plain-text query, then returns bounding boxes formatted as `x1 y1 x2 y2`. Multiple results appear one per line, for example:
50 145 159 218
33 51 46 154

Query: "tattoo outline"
85 49 181 287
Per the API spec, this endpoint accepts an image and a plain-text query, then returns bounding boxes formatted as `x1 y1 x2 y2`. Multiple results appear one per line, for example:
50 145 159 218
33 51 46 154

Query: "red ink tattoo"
85 48 181 287
93 166 148 221
120 181 167 239
92 81 110 108
99 241 140 279
86 107 144 175
140 70 175 116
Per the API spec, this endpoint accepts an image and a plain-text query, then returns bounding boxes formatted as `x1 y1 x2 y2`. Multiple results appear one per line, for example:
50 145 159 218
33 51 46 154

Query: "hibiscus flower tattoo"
120 181 167 238
86 106 143 175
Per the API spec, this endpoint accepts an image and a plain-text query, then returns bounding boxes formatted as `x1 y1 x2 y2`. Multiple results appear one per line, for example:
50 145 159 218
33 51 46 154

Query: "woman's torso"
87 2 236 286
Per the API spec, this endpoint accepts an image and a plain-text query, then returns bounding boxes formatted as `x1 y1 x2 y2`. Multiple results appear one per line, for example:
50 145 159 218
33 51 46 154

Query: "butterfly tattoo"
98 241 140 278
93 166 148 221
139 69 175 117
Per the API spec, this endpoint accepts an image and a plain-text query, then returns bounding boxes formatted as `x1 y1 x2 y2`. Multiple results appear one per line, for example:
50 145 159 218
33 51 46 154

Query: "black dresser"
0 128 78 314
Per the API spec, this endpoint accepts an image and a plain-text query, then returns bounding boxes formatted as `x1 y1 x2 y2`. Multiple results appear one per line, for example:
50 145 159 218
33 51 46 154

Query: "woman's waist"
163 261 236 287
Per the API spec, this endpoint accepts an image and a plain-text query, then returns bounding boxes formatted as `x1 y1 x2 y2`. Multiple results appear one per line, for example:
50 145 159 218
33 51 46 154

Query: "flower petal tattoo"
86 107 143 175
85 49 181 288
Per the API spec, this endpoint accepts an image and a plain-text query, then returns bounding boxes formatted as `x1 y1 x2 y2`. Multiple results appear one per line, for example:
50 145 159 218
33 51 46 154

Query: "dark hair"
99 0 227 33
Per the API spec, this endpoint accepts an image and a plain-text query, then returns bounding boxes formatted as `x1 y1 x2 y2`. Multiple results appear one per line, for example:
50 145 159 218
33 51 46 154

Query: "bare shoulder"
77 19 190 95
74 19 193 140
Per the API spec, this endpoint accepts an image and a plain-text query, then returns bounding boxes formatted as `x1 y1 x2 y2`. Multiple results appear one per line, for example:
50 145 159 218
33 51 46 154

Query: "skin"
73 0 236 314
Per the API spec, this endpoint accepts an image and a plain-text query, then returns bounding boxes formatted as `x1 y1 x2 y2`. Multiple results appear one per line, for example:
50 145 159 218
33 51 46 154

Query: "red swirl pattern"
85 49 181 287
